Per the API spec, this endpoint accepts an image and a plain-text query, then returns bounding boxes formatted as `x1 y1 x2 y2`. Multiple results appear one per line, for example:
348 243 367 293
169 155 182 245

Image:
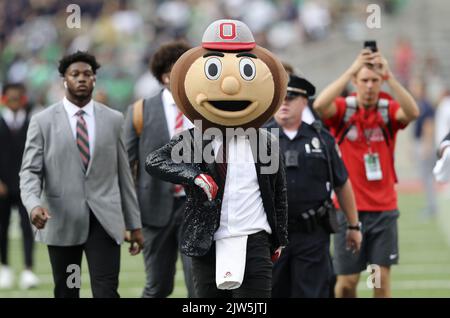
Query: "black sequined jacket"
145 128 288 257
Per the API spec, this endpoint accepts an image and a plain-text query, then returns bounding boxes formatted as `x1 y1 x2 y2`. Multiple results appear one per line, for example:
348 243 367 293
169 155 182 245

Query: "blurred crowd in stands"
0 0 407 111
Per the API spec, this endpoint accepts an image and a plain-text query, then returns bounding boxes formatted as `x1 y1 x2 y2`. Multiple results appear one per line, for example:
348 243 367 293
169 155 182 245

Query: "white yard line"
359 279 450 291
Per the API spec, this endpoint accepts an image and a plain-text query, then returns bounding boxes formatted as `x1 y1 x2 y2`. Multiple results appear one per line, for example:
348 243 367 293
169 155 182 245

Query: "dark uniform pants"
0 193 34 268
272 226 332 298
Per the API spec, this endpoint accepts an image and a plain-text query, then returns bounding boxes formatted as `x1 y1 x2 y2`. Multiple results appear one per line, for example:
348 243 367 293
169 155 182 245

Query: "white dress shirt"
63 97 96 157
162 88 193 138
212 136 272 240
162 89 194 197
1 108 27 130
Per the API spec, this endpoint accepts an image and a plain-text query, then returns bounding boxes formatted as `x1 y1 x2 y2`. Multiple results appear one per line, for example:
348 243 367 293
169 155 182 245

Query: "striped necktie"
173 108 184 194
75 110 90 170
174 109 184 135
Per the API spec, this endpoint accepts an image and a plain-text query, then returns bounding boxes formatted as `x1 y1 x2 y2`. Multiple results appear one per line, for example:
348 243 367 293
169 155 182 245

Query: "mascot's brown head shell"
170 20 287 130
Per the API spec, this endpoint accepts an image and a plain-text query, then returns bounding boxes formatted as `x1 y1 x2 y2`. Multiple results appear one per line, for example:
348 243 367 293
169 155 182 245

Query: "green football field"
1 192 449 298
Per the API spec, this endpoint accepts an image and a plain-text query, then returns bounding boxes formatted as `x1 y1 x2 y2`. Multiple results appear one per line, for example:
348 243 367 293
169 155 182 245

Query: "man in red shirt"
313 48 419 298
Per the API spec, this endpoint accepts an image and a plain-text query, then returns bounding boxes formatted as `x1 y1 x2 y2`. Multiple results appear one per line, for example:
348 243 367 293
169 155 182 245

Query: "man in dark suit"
0 83 39 290
124 41 196 298
20 51 143 298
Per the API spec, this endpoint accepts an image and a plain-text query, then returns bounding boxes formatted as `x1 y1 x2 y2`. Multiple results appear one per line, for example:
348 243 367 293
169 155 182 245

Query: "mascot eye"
204 57 222 80
239 58 256 81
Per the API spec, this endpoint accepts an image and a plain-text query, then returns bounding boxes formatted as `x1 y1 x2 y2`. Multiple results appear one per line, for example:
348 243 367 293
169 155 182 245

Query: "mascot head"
170 19 288 130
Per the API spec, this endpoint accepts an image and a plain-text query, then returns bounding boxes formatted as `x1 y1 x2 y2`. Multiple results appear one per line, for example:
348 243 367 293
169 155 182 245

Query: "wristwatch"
347 221 362 231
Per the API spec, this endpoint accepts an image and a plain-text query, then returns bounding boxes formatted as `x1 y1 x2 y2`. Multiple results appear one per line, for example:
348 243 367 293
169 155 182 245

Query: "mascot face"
171 20 287 130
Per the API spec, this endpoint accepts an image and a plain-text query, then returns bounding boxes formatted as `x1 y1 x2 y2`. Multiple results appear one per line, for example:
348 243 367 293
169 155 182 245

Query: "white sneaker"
0 266 14 289
19 270 40 290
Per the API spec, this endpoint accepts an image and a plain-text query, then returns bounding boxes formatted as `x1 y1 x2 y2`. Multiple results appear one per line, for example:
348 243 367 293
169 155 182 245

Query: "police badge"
311 137 320 149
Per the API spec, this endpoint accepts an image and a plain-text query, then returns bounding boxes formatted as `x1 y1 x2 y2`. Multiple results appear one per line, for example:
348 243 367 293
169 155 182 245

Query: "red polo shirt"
324 93 407 211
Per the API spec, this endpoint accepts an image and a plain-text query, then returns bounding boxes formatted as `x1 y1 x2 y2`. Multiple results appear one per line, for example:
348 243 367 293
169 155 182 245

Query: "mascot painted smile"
146 19 288 298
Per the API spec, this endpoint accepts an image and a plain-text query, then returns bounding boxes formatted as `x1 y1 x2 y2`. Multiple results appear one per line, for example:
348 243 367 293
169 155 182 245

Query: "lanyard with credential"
360 108 383 181
360 108 378 152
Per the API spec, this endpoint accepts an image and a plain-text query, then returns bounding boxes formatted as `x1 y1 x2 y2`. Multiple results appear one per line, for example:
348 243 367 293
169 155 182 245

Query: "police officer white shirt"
281 108 314 140
283 129 297 140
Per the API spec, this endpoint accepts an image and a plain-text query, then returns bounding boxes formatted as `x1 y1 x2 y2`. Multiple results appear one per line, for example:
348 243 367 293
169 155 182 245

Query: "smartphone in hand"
364 40 378 52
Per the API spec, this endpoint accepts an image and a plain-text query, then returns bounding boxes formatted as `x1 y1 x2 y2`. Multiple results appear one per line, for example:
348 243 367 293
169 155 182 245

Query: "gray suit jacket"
125 92 175 227
19 101 142 246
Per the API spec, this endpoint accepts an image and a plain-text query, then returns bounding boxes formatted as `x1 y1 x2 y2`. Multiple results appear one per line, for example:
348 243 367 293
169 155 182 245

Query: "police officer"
267 74 362 298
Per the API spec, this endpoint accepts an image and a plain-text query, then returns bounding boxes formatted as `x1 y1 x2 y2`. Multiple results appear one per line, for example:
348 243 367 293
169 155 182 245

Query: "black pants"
0 194 34 268
47 213 120 298
142 197 195 298
272 226 332 298
192 231 272 298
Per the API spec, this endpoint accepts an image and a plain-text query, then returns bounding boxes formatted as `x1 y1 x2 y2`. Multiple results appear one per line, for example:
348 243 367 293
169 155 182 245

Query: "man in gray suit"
20 51 144 298
125 41 195 298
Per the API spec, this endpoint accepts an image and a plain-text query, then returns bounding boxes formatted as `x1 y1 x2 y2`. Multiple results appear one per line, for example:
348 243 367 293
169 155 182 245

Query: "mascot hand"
194 174 218 201
271 246 284 262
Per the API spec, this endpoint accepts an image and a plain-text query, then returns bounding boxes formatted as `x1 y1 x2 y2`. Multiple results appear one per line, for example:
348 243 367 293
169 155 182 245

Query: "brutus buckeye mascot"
146 20 288 298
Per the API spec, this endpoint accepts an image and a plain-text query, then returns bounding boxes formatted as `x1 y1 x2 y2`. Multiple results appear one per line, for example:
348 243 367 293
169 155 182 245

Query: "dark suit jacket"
145 128 288 257
0 116 29 197
125 91 176 227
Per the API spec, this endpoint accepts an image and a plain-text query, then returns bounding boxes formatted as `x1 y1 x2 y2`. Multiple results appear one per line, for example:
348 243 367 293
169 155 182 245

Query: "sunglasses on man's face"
284 94 301 102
